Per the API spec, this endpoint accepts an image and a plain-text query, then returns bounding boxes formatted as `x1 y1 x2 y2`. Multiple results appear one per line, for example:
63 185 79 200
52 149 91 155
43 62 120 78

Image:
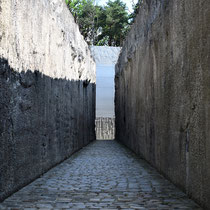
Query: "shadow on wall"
0 58 96 202
115 0 210 208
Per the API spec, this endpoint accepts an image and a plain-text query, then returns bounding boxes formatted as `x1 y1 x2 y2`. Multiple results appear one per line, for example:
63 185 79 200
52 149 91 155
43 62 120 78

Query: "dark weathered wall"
0 0 95 201
115 0 210 208
95 118 115 140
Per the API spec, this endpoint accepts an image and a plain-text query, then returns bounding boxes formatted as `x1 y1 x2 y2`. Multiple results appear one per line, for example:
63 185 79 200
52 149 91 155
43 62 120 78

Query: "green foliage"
96 0 129 46
66 0 132 46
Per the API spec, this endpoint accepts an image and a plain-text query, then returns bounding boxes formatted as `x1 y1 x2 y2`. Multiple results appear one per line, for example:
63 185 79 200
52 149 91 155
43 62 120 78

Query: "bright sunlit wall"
91 46 121 118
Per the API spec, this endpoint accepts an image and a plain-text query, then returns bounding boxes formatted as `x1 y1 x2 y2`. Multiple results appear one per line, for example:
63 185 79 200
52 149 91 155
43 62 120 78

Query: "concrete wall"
115 0 210 208
91 47 120 141
95 118 115 140
0 0 96 201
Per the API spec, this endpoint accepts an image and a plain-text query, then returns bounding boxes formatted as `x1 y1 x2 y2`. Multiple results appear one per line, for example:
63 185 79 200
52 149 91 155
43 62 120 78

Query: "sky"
95 0 138 13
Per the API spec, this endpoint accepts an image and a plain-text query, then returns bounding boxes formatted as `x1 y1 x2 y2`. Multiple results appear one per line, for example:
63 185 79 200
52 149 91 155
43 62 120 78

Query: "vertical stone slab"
115 0 210 208
91 46 120 141
0 0 96 201
95 117 115 140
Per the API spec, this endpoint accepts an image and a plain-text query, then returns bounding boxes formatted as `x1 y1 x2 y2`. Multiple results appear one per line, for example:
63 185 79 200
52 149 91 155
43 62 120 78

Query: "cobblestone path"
0 140 201 209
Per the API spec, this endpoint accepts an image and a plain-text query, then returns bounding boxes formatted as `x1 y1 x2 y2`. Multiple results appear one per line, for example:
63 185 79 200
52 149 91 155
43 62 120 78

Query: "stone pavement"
0 140 201 209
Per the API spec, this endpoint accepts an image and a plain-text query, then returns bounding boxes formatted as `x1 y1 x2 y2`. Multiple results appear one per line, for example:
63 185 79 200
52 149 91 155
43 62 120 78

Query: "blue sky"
95 0 138 13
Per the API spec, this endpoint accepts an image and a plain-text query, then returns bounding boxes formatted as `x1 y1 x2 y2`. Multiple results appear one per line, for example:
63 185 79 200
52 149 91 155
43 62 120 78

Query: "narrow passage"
1 141 201 209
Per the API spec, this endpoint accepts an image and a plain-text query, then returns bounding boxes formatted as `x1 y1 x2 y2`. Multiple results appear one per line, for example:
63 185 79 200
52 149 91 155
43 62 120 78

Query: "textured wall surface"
95 118 115 140
0 0 96 201
115 0 210 208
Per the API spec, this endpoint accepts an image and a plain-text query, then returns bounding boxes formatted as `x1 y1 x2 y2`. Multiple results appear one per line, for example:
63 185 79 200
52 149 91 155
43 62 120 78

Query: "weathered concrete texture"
115 0 210 209
0 0 95 202
95 118 115 140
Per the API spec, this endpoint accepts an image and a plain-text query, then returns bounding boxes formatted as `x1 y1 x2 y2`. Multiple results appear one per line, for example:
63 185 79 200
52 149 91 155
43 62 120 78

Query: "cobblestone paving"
0 140 202 209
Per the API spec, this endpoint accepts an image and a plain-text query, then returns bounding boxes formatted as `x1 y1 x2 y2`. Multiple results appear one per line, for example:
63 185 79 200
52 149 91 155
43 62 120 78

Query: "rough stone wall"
0 0 96 201
95 118 115 140
115 0 210 208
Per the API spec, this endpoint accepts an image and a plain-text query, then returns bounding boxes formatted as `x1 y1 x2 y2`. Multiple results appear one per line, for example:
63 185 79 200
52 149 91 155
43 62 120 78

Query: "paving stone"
0 140 202 209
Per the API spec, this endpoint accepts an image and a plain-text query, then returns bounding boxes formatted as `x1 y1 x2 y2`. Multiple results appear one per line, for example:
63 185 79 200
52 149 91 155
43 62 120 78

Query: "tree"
129 0 141 24
66 0 129 46
66 0 97 45
96 0 129 46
